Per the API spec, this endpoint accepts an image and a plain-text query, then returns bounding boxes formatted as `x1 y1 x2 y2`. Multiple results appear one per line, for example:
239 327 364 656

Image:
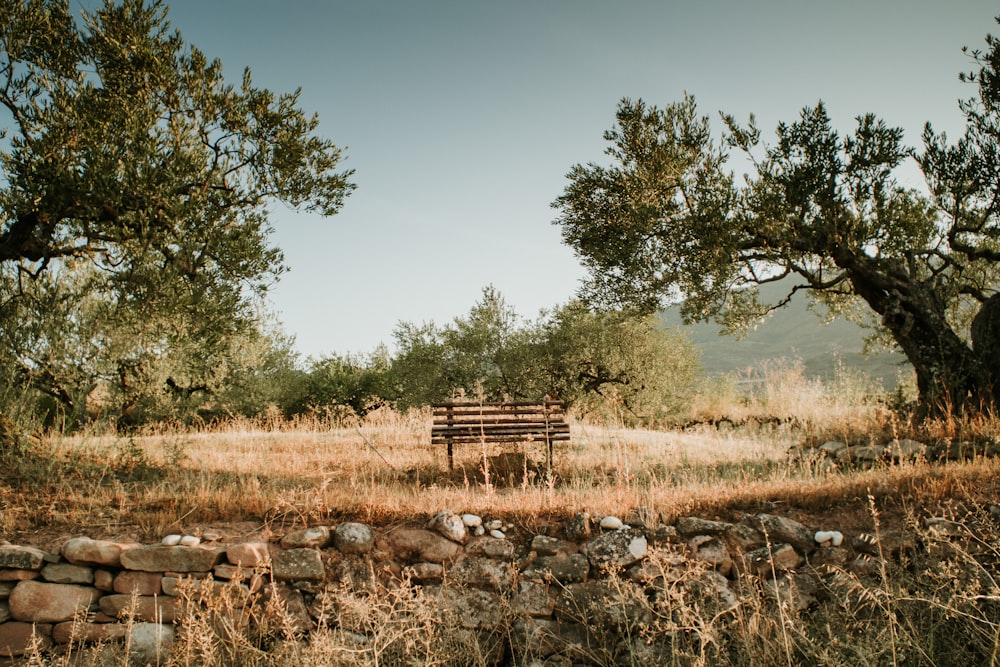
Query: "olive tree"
0 0 354 425
540 302 699 425
390 286 532 407
553 24 1000 416
297 347 396 417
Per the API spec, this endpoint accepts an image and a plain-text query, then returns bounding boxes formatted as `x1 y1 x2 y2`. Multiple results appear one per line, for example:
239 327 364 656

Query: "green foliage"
388 286 700 424
0 0 354 430
389 320 454 409
391 286 528 408
553 22 1000 415
0 254 307 427
541 302 700 425
210 317 309 419
298 347 396 416
0 0 354 269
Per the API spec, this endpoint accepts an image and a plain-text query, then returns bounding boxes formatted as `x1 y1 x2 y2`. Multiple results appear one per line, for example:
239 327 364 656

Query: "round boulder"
333 522 375 555
8 581 102 623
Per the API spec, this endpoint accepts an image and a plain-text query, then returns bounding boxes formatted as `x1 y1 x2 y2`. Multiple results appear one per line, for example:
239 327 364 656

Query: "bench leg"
448 440 454 471
546 436 553 478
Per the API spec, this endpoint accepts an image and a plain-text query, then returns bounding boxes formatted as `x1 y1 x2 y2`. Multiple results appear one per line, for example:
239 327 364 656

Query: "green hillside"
661 282 910 389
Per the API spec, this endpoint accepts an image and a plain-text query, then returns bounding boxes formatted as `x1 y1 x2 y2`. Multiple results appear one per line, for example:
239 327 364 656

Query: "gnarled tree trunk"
843 255 993 416
972 294 1000 401
861 287 992 416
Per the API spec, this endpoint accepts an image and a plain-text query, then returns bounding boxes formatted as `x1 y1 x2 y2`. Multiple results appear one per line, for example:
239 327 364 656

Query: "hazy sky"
121 1 997 358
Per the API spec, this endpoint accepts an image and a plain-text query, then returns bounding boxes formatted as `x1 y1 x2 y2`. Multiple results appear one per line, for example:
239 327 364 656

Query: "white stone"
587 529 648 569
280 526 330 549
333 522 375 555
179 535 201 547
484 519 503 531
427 511 468 544
474 526 486 537
461 514 483 528
489 530 506 539
814 530 844 547
599 516 623 530
161 535 182 546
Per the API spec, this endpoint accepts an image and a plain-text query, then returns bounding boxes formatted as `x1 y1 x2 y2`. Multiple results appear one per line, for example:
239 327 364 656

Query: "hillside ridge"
661 279 908 387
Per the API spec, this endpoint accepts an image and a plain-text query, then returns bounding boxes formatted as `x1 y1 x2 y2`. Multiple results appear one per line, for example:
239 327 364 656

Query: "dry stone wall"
791 436 1000 469
0 507 981 662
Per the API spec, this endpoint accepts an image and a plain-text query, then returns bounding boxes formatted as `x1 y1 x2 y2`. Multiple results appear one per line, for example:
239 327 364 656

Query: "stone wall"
0 507 970 662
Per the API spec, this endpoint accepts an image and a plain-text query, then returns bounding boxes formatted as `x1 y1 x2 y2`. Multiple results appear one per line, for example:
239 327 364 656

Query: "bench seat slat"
432 437 571 445
432 417 566 427
432 408 565 418
432 400 563 408
431 433 570 445
433 421 569 429
432 427 570 439
432 421 570 431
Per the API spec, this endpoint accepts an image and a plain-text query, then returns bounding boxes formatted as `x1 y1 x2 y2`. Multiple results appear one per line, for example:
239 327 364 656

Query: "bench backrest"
431 400 569 470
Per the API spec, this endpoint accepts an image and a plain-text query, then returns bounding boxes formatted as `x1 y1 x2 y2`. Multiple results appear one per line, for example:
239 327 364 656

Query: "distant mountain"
660 281 909 388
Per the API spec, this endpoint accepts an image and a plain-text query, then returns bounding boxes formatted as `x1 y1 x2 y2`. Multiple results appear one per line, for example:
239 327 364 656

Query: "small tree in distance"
390 287 538 409
388 286 700 425
553 20 1000 417
540 302 700 425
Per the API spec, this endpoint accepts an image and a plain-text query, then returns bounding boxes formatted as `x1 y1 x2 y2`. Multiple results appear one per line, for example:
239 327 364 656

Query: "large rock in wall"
8 581 102 623
62 538 136 567
119 545 224 573
0 622 52 658
0 546 47 571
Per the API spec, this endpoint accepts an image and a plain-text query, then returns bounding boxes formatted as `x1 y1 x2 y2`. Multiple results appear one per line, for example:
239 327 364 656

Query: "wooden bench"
431 400 570 471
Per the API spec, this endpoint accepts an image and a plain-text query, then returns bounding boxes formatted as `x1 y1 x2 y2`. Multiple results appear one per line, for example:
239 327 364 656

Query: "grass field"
1 362 993 545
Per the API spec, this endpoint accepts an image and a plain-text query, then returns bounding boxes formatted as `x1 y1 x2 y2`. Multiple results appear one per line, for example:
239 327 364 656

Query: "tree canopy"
553 21 1000 416
389 286 699 425
0 0 354 425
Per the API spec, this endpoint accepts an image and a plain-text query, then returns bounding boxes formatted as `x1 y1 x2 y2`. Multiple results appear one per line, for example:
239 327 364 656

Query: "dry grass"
1 411 845 538
3 365 1000 665
0 364 995 544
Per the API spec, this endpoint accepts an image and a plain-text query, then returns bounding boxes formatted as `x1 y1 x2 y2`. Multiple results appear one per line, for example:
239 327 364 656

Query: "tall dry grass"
0 359 990 543
3 361 1000 665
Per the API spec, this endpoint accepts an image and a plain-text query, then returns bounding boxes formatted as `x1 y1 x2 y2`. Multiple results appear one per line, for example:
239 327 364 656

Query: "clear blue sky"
122 1 997 358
